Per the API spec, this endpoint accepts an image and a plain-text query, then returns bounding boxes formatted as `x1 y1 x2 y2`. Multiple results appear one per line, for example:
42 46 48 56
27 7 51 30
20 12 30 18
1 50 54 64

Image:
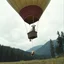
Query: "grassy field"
0 57 64 64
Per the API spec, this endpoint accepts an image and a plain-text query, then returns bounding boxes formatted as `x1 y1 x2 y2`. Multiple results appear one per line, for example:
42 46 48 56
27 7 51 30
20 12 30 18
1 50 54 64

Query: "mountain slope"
27 40 57 58
35 40 57 57
27 45 42 52
0 45 35 62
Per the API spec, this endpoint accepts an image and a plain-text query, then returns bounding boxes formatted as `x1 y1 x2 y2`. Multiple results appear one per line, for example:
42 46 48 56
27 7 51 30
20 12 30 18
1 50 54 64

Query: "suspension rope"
23 21 29 39
24 22 28 33
36 20 39 32
32 16 39 32
33 16 35 25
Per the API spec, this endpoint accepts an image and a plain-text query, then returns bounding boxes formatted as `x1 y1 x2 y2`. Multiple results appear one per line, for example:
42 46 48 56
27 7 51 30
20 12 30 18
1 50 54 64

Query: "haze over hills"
27 45 42 52
27 40 58 57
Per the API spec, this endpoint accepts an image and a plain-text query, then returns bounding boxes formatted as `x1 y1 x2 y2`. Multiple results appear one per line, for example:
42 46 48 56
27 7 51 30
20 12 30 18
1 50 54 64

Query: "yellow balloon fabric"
7 0 50 24
7 0 50 13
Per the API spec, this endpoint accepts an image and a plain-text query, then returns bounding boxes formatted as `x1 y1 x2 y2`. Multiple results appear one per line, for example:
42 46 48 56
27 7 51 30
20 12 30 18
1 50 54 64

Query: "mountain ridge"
27 40 57 57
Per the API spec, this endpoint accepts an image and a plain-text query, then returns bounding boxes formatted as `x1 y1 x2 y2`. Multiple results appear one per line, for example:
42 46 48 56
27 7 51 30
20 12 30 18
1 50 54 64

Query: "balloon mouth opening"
24 16 39 24
19 5 43 24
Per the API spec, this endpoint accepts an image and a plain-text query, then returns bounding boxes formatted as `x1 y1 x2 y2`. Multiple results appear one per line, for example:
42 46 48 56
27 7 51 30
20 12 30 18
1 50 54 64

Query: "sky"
0 0 64 51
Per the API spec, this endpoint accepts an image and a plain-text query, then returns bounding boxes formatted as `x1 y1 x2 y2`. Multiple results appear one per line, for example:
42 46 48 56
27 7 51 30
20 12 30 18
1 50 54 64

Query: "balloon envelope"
7 0 50 24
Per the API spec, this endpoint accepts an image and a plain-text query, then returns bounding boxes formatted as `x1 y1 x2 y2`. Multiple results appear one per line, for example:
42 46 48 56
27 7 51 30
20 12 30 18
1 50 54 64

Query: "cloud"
0 37 11 46
0 0 64 50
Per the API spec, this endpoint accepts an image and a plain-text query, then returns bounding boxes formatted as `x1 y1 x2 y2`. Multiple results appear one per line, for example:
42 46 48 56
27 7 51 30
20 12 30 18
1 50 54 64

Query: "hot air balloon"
7 0 50 40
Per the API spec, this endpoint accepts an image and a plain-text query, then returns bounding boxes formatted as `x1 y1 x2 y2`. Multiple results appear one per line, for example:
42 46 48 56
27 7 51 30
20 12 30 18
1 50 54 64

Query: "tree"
61 31 64 51
0 44 34 62
50 39 55 58
56 31 64 54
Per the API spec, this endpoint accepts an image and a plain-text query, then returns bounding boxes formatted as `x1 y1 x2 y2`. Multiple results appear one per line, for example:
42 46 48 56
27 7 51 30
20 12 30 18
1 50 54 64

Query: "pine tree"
50 39 55 58
61 31 64 51
56 31 64 55
57 31 63 53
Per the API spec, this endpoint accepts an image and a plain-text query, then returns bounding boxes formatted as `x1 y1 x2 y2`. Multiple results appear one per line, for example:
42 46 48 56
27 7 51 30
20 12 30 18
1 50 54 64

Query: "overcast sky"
0 0 64 51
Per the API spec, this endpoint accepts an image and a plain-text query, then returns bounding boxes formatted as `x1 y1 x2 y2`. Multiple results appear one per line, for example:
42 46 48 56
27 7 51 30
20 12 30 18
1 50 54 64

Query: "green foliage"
0 45 34 62
56 31 64 55
50 39 55 58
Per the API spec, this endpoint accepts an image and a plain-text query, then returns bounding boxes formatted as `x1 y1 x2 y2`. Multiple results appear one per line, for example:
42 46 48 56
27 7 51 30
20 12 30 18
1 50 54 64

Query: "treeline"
56 31 64 54
0 45 34 62
50 31 64 58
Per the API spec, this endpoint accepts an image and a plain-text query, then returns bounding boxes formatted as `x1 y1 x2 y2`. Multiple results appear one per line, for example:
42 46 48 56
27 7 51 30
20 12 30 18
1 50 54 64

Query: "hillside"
0 45 35 62
35 40 57 56
27 40 57 57
0 44 45 62
27 45 42 52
